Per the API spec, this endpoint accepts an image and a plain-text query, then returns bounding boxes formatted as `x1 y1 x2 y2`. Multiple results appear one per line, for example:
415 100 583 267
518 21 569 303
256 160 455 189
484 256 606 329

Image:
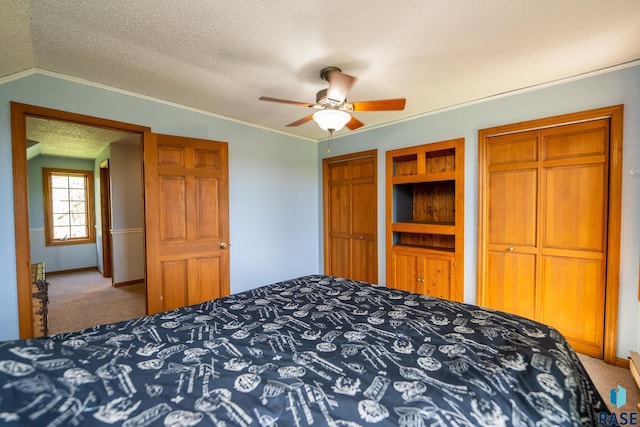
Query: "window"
43 168 95 246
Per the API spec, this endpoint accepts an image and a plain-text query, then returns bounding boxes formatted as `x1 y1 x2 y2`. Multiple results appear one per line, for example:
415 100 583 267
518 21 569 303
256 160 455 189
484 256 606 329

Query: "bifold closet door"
481 119 609 358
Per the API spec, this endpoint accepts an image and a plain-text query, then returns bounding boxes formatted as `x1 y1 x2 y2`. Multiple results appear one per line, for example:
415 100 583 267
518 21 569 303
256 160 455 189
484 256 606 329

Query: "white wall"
0 71 319 340
318 64 640 359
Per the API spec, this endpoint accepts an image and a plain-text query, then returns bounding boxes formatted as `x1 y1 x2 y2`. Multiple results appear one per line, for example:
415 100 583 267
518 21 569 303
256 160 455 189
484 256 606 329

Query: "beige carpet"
47 269 146 335
578 353 640 412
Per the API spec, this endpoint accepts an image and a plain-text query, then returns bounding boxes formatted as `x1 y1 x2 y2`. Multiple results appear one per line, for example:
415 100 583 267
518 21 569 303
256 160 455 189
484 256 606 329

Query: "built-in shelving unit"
386 138 464 301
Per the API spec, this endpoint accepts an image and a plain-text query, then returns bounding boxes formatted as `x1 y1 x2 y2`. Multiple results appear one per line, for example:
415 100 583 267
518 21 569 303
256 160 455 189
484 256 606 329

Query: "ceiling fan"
259 66 406 133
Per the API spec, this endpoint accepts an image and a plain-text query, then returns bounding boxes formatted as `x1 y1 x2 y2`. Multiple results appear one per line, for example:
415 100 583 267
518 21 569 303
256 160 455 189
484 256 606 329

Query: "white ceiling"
3 0 640 142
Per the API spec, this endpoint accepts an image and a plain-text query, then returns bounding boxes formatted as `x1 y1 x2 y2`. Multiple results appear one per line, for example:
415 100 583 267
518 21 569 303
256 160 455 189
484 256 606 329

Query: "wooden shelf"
392 172 455 184
392 221 455 235
392 244 455 254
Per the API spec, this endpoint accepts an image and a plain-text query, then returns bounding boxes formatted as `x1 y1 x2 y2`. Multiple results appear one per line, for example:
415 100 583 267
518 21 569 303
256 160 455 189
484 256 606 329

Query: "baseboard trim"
47 266 98 276
113 279 144 288
616 356 630 368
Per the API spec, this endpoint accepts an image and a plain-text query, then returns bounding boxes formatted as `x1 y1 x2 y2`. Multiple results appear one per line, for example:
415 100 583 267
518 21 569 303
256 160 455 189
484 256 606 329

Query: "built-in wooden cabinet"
386 138 464 301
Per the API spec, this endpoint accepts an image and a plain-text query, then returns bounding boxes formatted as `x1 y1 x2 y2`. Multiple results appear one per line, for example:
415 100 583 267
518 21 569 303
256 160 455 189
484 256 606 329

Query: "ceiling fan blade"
286 114 314 127
346 116 364 130
326 70 356 103
352 98 406 111
259 96 313 107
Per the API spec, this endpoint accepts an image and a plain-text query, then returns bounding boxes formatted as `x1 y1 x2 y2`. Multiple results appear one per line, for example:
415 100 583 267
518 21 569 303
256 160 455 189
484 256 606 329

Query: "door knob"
507 247 514 252
219 242 227 249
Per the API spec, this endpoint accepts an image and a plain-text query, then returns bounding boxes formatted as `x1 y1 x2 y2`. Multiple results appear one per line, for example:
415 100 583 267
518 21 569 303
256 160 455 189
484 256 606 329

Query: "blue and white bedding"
0 275 607 426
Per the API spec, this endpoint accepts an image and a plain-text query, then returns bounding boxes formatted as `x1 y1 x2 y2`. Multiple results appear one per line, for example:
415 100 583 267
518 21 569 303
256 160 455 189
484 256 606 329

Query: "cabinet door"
390 250 420 293
421 254 453 299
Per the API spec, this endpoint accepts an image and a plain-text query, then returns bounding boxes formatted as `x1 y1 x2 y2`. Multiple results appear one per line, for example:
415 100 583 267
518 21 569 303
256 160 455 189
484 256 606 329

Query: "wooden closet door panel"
329 184 351 235
487 169 538 247
351 181 376 237
543 164 606 251
539 255 605 356
329 236 351 278
485 251 536 319
351 239 377 283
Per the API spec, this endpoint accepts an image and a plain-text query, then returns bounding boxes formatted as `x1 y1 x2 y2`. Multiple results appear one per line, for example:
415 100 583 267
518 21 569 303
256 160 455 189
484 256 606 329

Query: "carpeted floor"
578 353 639 412
47 269 146 335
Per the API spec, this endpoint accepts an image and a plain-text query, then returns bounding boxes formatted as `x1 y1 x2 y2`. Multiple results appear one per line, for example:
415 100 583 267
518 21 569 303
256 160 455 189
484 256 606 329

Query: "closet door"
538 120 608 356
484 131 539 319
480 119 611 358
323 151 378 284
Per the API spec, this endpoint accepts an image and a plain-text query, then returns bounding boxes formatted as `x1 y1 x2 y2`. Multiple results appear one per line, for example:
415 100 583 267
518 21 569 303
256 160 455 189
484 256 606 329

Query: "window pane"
51 175 68 188
69 189 85 201
70 201 85 214
68 176 85 189
52 188 69 202
53 200 69 213
70 213 86 226
54 213 70 227
53 227 69 240
70 226 87 238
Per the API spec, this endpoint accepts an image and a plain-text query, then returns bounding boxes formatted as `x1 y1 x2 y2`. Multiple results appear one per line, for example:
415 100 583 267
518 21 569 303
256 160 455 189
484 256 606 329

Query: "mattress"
0 275 607 426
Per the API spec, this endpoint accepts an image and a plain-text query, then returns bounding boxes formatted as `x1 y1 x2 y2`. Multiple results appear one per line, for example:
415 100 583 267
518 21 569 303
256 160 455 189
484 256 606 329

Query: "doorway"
11 102 151 338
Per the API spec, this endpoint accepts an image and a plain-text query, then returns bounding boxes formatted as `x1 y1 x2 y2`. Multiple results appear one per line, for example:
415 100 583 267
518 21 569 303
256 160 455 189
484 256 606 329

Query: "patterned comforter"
0 275 607 426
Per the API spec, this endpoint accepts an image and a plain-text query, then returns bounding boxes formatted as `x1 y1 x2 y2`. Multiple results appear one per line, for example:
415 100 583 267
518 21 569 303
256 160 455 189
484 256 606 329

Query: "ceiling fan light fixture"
312 109 351 132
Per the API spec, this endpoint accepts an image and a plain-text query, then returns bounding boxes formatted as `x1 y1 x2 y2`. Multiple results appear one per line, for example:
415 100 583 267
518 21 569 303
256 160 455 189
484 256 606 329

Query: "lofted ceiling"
2 0 640 142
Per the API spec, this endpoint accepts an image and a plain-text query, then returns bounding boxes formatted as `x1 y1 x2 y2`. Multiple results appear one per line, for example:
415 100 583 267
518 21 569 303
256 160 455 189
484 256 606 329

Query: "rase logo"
598 384 638 426
611 385 627 408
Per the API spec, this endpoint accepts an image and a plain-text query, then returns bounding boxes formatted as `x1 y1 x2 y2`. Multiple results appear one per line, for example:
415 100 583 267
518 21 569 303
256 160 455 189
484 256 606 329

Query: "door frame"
11 102 150 338
476 104 624 365
99 160 113 279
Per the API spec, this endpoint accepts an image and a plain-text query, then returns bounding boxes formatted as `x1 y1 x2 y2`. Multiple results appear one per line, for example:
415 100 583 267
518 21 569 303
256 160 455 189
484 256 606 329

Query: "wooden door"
480 119 611 358
537 120 608 356
323 151 377 283
484 131 538 319
144 133 230 314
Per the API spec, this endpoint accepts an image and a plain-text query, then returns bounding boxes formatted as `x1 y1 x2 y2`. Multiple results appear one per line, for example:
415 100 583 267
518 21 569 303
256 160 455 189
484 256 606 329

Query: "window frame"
42 167 96 247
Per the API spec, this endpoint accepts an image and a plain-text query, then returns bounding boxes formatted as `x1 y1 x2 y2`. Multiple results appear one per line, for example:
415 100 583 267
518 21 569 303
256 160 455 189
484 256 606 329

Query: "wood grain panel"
351 239 377 283
195 177 220 239
487 169 537 246
158 146 185 167
422 255 452 299
159 176 187 241
413 181 455 224
161 260 187 310
188 256 222 304
539 255 605 356
330 163 350 182
194 149 220 169
329 184 350 235
351 182 376 236
330 237 350 279
485 251 536 319
543 120 608 160
391 250 419 293
487 131 538 166
543 164 606 251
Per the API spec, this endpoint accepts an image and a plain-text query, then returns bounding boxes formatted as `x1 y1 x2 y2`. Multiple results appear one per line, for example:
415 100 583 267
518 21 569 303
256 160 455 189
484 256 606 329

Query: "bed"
0 275 607 426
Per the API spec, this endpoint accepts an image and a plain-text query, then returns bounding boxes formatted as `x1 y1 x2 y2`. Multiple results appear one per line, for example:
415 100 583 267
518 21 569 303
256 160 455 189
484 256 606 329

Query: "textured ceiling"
26 117 140 160
3 0 640 142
